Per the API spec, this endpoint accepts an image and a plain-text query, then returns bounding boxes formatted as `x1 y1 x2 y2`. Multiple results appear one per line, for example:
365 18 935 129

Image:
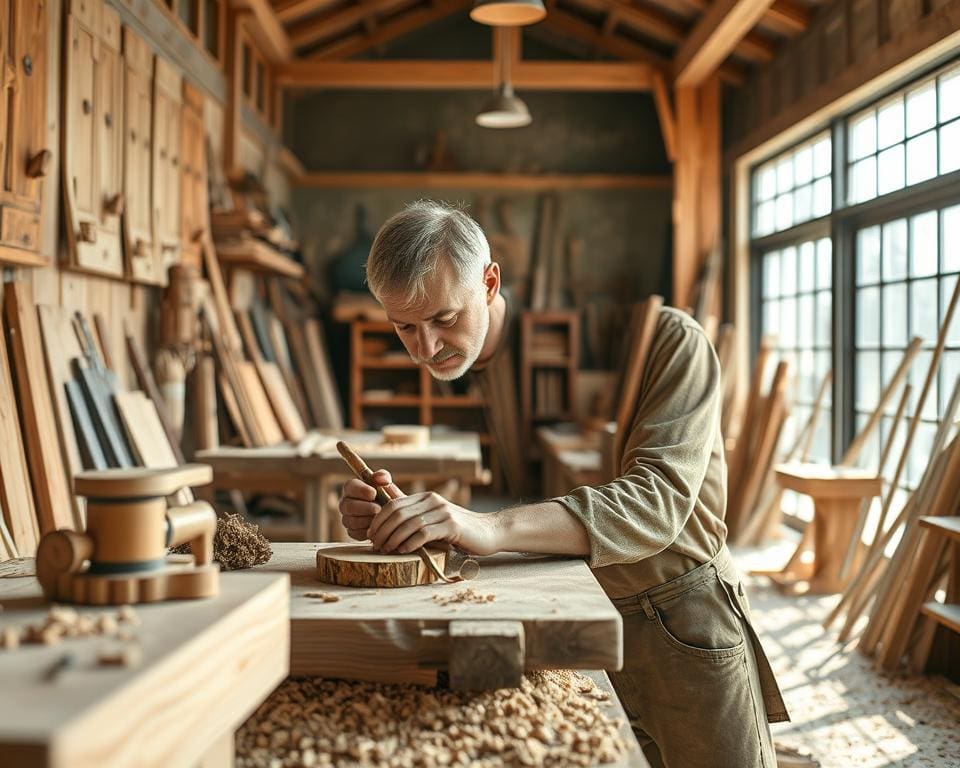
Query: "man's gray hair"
366 201 490 307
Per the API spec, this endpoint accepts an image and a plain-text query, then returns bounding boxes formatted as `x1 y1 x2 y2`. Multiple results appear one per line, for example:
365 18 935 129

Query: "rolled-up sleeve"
554 314 721 569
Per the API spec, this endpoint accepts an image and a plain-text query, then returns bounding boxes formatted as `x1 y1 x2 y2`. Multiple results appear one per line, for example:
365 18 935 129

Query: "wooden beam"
674 0 777 86
294 171 673 190
231 0 292 61
274 0 343 23
307 0 469 60
652 71 676 163
288 0 411 50
276 60 654 90
648 0 808 36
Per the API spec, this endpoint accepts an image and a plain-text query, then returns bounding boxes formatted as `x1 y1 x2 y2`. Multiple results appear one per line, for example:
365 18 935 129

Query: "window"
853 203 960 495
752 133 832 237
760 238 834 464
847 62 960 204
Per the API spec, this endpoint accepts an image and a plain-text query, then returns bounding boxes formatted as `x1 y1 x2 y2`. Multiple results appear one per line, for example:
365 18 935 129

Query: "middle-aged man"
338 200 788 768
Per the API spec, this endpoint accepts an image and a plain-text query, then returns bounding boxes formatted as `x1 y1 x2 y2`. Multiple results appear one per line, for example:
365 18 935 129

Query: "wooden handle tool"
336 441 478 583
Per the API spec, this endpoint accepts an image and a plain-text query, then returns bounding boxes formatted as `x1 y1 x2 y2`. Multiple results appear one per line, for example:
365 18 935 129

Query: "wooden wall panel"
153 57 183 279
122 26 160 284
61 0 123 276
180 81 207 268
0 0 49 266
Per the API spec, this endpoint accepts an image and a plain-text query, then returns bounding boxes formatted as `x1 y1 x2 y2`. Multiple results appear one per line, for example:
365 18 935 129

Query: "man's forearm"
491 501 591 557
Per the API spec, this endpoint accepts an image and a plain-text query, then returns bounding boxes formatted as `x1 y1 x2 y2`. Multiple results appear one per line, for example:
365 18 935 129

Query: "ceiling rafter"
273 0 343 24
288 0 413 49
307 0 470 59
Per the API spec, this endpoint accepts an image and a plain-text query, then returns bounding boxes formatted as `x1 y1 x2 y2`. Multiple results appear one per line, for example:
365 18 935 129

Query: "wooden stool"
759 463 882 595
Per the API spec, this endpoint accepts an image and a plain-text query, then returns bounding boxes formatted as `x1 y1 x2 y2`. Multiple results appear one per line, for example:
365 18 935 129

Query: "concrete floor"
735 541 960 768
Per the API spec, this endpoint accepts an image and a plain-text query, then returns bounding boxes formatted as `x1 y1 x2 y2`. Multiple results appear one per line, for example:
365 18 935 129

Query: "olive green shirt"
555 307 728 597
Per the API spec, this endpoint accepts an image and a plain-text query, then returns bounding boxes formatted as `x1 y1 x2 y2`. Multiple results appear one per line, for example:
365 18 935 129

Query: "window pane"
909 422 937 486
911 278 939 342
813 137 832 177
906 81 937 137
763 251 781 298
817 238 832 289
799 242 816 292
799 294 814 343
813 177 832 217
781 246 797 295
941 66 960 123
940 119 960 175
781 297 797 347
882 283 908 346
857 286 881 346
877 144 905 195
850 111 877 160
882 351 907 411
906 131 937 185
776 193 794 231
878 97 905 148
850 156 877 203
857 226 881 285
794 184 813 223
856 350 881 409
910 350 937 419
756 201 775 236
944 204 960 273
910 211 939 277
882 218 908 281
795 146 814 185
941 350 960 414
777 157 794 193
816 290 832 347
943 275 960 345
763 300 780 336
758 164 776 200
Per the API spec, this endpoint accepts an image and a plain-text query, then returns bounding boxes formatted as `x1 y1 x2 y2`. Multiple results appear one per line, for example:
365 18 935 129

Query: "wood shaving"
304 592 341 603
1 605 140 649
97 642 143 668
236 671 629 768
432 587 496 606
170 513 272 570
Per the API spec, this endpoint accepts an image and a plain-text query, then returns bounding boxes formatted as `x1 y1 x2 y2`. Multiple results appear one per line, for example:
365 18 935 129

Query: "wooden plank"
0 572 289 767
4 281 74 536
918 516 960 543
275 0 341 23
233 0 292 62
179 80 207 266
266 313 312 427
238 361 285 446
651 71 676 163
304 319 344 430
152 56 183 278
294 171 672 191
0 309 39 555
254 543 621 680
195 355 219 452
73 362 135 469
285 320 328 428
276 60 654 91
674 0 778 86
920 601 960 635
65 378 108 471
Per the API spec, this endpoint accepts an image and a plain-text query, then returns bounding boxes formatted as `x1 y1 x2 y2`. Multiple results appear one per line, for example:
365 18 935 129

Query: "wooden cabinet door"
179 80 206 268
62 0 123 276
153 56 182 280
122 26 160 284
0 0 49 264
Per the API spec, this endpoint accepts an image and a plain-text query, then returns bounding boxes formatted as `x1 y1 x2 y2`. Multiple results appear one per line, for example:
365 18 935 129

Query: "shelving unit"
349 321 497 484
521 311 579 457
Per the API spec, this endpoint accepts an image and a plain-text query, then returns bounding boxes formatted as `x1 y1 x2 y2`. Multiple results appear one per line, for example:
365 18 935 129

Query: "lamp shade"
475 85 532 129
470 0 546 26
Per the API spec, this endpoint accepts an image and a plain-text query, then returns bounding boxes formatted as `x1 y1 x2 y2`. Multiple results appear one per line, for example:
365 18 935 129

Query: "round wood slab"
316 545 447 588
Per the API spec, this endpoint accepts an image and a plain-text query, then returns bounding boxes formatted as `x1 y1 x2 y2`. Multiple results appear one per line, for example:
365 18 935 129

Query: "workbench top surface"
0 568 289 768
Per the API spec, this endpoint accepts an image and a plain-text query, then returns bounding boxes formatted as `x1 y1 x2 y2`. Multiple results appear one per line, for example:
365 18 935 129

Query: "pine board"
237 361 285 445
259 362 306 442
0 314 39 555
65 379 108 471
4 281 74 535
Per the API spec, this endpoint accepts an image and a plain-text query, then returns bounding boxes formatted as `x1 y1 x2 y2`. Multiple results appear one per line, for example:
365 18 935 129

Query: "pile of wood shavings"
170 513 272 570
304 592 341 603
1 604 140 649
432 587 496 606
235 670 628 768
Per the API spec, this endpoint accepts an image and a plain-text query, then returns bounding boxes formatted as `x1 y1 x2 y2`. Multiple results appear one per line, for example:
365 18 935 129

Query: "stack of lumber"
823 275 960 674
724 337 791 539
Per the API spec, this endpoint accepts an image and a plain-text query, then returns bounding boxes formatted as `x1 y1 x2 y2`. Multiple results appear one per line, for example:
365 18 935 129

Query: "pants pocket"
653 577 746 661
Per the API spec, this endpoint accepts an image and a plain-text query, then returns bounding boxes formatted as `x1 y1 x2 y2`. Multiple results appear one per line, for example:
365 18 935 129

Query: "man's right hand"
338 469 395 541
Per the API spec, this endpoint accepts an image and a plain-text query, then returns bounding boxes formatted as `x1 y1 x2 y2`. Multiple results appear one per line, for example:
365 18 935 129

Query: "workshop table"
253 543 648 767
0 565 289 768
197 430 485 541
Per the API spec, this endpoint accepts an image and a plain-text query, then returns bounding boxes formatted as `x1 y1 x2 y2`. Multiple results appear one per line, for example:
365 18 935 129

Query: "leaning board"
254 543 622 684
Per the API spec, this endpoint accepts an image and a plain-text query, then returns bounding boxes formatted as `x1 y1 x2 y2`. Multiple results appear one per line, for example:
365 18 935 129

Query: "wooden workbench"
0 568 290 768
197 430 485 541
253 543 622 683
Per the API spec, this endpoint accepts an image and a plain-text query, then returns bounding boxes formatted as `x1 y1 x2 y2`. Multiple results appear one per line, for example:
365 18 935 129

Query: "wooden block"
237 361 285 445
449 620 525 690
316 544 447 588
4 281 74 536
0 313 39 555
66 378 108 471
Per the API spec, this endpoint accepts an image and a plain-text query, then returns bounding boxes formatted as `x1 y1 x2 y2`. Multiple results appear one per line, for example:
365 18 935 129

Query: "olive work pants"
608 547 789 768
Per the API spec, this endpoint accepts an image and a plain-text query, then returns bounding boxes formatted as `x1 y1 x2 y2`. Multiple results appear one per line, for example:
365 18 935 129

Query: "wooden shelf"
214 236 304 279
295 171 672 192
921 602 960 634
918 516 960 542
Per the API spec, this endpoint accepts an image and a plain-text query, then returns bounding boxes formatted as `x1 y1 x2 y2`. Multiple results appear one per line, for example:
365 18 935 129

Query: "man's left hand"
368 492 500 557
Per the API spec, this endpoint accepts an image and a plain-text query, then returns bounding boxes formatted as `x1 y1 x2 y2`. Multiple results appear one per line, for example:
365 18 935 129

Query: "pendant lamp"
470 0 546 26
476 28 532 128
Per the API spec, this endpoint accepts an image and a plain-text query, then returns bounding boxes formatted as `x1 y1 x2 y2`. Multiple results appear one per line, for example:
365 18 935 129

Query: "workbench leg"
808 498 863 594
195 730 234 768
304 478 323 542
